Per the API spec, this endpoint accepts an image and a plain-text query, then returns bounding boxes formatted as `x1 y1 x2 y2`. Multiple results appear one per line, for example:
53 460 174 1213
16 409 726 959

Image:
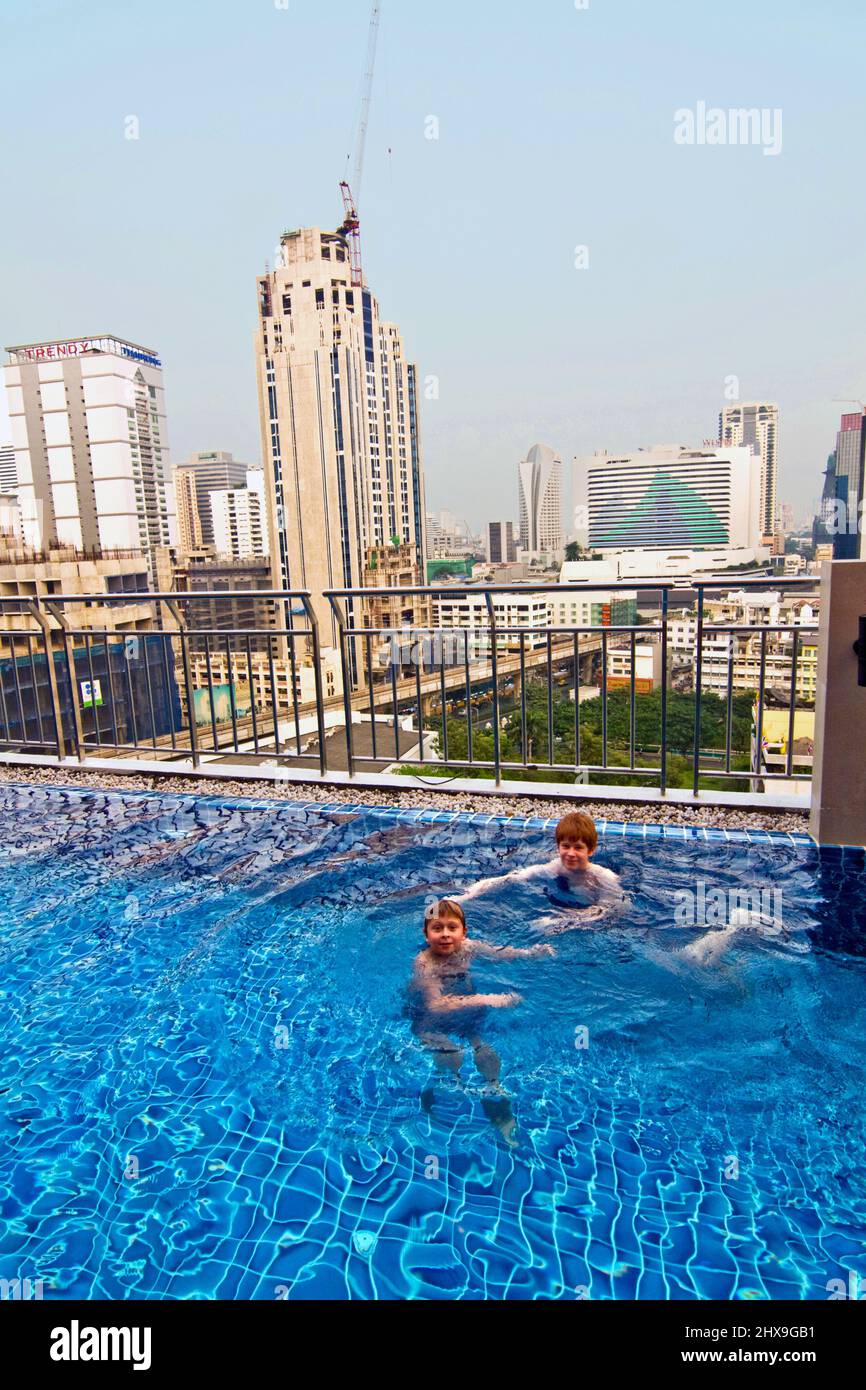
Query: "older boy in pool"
455 812 625 933
410 899 554 1145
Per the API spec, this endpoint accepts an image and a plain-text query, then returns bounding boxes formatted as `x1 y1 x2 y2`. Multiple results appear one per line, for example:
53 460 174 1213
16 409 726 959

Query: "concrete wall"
810 560 866 845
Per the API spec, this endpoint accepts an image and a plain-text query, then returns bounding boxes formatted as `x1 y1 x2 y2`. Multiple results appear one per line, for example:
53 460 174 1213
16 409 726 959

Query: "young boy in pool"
455 812 625 933
410 899 554 1145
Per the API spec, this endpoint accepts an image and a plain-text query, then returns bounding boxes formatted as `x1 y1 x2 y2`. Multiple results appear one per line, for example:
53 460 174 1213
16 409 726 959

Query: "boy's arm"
455 859 555 903
533 906 605 935
414 957 520 1011
588 865 629 915
469 940 555 961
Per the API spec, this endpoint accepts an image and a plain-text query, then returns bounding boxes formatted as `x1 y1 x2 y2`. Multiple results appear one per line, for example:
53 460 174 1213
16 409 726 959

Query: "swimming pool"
1 783 864 1301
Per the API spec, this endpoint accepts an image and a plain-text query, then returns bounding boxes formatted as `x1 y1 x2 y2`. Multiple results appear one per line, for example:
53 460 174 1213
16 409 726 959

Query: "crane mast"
339 3 382 288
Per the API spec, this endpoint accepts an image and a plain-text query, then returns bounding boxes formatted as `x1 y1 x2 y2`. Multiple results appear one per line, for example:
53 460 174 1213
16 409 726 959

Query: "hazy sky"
3 0 865 531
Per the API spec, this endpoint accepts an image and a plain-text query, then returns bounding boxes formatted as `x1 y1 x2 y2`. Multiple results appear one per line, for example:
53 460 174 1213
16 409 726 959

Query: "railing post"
660 587 669 796
26 600 66 760
301 593 328 777
327 594 355 780
24 597 65 761
164 599 200 769
484 591 502 787
693 586 705 798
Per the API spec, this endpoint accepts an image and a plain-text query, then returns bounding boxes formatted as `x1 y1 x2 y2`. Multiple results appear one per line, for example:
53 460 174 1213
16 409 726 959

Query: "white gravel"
0 764 811 835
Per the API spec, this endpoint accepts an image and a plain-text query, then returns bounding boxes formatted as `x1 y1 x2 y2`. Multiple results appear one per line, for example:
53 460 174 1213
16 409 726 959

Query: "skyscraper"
518 444 563 560
174 466 205 554
824 412 866 559
719 402 778 544
486 520 517 564
254 224 427 649
172 451 250 552
3 335 175 573
813 451 838 551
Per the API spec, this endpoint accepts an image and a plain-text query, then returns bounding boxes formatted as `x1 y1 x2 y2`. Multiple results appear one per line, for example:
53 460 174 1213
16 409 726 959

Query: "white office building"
575 443 763 556
210 484 267 561
518 444 563 561
3 335 176 572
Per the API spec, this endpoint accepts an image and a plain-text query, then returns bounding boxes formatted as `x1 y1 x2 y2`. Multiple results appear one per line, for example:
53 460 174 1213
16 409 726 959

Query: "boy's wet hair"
555 811 598 853
424 898 467 932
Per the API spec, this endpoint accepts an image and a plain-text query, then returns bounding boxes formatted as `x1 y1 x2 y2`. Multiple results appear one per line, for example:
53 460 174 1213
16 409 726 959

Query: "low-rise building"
556 583 638 630
606 640 663 693
431 591 553 662
0 543 152 655
0 494 22 544
185 647 342 719
362 543 431 666
665 589 819 701
751 703 814 795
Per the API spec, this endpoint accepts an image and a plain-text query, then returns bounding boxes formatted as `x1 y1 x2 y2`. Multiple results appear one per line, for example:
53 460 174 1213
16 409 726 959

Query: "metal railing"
326 576 820 793
0 577 820 798
0 591 327 775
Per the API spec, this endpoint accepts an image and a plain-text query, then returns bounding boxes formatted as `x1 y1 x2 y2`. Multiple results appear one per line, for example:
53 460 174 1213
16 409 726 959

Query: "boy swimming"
409 898 554 1145
456 812 625 932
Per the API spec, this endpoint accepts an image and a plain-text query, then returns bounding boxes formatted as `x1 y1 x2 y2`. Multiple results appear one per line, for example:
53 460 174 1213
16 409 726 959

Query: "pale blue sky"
2 0 865 529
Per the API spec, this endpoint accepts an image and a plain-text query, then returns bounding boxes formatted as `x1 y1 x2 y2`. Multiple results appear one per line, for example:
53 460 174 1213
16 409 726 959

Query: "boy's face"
558 835 592 872
425 911 467 956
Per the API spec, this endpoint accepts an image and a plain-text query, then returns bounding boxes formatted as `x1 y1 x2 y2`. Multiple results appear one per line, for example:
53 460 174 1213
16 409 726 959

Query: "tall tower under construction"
254 225 427 652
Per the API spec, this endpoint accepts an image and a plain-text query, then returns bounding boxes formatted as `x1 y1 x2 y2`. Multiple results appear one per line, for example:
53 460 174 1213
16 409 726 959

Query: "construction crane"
339 3 382 288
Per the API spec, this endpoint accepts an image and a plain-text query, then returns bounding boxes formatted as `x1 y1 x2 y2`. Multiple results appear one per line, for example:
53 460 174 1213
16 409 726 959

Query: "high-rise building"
719 402 778 544
486 520 517 564
813 451 838 550
254 224 427 649
0 443 16 493
172 451 250 552
172 556 277 656
174 466 205 554
832 411 866 560
518 444 563 560
210 486 266 561
3 335 176 573
426 512 477 558
576 444 763 552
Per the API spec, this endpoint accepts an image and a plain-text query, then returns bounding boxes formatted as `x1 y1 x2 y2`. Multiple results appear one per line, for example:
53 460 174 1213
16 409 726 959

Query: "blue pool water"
1 784 864 1301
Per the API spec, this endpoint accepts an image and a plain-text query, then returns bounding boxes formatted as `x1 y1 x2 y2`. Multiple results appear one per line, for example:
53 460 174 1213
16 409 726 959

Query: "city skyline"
2 1 865 532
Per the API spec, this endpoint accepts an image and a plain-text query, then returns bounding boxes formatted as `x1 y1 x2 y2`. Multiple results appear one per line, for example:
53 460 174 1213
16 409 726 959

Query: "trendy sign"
9 338 162 368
